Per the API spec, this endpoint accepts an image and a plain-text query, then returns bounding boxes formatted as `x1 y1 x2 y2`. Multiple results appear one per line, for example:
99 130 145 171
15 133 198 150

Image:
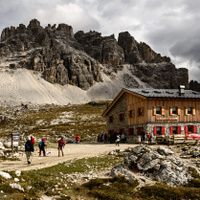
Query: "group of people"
98 132 126 144
25 135 80 165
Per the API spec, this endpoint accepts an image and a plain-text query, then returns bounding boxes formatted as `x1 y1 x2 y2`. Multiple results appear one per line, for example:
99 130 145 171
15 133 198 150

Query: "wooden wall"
127 93 200 125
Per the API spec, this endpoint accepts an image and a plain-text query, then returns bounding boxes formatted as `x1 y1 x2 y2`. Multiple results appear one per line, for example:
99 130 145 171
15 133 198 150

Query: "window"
153 106 165 115
188 107 192 114
172 107 177 114
170 106 180 115
119 113 124 121
129 128 134 135
154 126 165 135
109 116 113 123
138 107 144 116
170 126 181 134
185 107 195 115
129 110 134 118
156 107 161 115
173 126 178 134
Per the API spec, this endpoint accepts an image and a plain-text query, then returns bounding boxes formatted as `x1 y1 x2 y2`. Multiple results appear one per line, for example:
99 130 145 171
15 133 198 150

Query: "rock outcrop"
0 18 190 94
110 145 200 186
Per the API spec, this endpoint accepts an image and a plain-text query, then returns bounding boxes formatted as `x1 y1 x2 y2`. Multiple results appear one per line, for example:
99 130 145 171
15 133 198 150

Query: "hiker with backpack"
38 138 46 156
58 137 65 157
25 136 34 165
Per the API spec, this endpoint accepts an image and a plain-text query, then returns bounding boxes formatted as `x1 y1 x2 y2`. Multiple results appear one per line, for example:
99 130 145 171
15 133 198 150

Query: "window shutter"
194 125 197 134
178 126 181 134
170 106 172 115
178 107 181 116
137 109 139 117
162 106 165 116
185 107 188 115
170 126 173 134
185 126 188 135
133 110 135 118
162 126 165 135
192 108 196 116
153 106 156 115
137 127 139 135
142 108 144 116
154 127 157 135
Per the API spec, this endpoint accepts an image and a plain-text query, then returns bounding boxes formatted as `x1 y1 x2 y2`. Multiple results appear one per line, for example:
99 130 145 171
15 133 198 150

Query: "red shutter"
178 126 181 134
112 130 114 134
137 128 139 135
154 127 157 135
170 126 173 135
194 125 197 134
162 126 165 135
122 129 124 133
185 126 188 135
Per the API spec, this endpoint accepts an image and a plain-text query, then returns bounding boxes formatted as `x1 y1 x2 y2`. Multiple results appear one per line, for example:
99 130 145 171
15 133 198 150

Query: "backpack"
25 141 31 151
59 139 65 146
38 141 42 148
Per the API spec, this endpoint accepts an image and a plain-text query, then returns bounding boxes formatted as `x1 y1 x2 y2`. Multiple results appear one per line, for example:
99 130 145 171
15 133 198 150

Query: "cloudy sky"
0 0 200 82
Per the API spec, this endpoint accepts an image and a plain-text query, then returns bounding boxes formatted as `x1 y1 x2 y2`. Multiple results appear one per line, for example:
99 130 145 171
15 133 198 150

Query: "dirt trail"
0 143 139 172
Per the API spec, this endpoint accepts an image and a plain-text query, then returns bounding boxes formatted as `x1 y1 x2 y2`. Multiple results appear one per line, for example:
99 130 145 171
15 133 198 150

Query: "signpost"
11 133 20 152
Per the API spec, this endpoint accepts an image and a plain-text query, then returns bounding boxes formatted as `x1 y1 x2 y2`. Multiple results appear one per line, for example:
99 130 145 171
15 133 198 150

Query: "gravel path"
0 143 139 172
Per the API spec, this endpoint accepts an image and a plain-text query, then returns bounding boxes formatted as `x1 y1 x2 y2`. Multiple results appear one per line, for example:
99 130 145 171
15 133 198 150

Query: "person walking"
58 137 65 157
115 135 121 146
38 138 46 156
25 136 34 165
147 133 152 144
75 135 80 144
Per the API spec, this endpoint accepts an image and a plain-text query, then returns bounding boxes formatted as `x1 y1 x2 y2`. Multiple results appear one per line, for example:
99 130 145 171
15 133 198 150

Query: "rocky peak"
118 31 170 64
0 18 191 94
27 18 41 29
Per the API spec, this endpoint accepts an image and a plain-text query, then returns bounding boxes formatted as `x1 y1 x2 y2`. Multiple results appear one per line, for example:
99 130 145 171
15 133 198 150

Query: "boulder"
110 163 136 181
156 146 174 156
0 142 5 150
112 145 200 186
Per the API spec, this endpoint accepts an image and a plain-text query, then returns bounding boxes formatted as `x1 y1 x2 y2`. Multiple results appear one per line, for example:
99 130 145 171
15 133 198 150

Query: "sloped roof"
125 88 200 99
102 87 200 116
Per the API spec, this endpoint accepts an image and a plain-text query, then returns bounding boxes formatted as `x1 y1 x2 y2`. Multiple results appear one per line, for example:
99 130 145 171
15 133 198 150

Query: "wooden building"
102 86 200 143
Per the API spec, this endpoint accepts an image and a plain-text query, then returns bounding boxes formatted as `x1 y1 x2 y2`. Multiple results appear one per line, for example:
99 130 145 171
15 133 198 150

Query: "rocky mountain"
0 19 193 105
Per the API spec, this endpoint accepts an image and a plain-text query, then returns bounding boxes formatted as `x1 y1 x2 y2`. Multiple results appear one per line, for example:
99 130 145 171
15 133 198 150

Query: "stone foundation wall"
106 94 128 134
127 122 200 143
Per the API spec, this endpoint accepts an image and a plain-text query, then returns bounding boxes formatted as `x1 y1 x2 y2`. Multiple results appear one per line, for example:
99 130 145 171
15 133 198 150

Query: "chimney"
179 85 185 95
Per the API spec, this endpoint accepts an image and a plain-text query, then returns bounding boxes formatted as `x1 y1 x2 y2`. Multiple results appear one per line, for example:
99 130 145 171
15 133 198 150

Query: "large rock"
111 145 200 186
0 142 5 150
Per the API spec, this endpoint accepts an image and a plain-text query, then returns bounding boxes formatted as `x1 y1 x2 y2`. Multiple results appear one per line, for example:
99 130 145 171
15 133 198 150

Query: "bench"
156 134 196 145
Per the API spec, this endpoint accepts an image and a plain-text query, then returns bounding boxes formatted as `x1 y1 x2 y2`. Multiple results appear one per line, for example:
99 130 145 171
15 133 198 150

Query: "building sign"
156 116 178 122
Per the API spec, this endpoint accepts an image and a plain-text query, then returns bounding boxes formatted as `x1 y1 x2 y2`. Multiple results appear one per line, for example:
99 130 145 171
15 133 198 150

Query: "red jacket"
75 136 80 141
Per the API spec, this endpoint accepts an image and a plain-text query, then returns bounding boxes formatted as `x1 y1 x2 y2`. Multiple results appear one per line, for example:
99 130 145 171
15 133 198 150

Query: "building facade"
102 86 200 143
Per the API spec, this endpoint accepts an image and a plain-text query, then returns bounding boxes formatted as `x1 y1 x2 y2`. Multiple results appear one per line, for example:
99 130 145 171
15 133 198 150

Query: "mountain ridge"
0 18 195 105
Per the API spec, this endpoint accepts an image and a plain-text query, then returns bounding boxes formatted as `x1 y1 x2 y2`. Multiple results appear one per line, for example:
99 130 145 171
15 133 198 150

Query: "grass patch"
136 183 200 200
0 102 109 142
0 154 122 199
79 176 139 200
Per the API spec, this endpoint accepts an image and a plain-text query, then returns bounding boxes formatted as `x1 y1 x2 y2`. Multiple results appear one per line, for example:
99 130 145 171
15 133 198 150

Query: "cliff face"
0 19 189 92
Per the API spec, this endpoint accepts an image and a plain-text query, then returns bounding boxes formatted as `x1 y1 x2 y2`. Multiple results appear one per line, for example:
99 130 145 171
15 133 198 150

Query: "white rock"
15 170 21 177
0 171 12 179
0 142 5 150
9 183 24 192
14 178 19 182
0 150 4 156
